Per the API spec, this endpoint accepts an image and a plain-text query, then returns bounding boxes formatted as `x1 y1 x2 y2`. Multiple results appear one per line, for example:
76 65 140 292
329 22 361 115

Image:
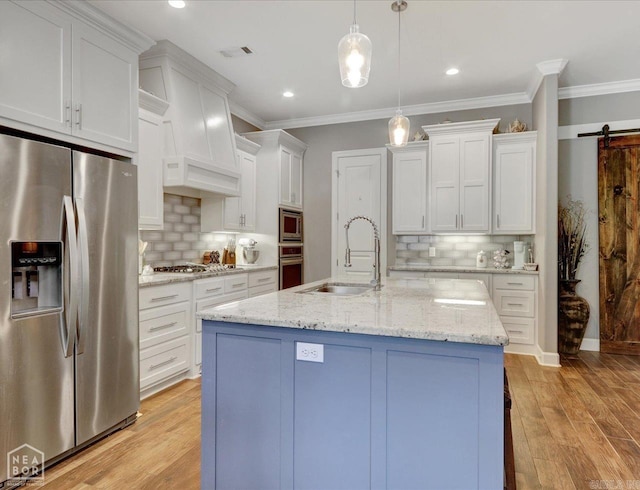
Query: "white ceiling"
90 0 640 129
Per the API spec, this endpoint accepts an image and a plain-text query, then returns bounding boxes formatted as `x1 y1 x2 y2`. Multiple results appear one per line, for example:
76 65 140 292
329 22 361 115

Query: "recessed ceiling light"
446 68 460 76
168 0 186 8
283 91 294 98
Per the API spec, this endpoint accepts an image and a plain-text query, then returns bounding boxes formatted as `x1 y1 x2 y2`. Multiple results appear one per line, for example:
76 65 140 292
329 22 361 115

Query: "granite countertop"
198 276 508 347
138 265 278 288
389 264 539 275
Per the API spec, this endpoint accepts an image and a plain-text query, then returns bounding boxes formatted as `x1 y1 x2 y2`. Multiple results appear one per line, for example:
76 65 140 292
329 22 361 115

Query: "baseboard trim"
536 345 561 367
580 338 600 352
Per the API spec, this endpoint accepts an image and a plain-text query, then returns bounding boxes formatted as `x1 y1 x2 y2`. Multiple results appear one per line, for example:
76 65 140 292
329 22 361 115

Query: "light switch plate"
296 342 324 363
429 247 436 257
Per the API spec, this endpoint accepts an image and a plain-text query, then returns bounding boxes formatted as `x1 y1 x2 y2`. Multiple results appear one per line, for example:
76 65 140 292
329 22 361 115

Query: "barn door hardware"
578 124 640 147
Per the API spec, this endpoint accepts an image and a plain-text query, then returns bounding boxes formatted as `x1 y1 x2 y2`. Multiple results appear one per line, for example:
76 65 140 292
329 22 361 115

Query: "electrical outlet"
429 247 436 257
296 342 324 363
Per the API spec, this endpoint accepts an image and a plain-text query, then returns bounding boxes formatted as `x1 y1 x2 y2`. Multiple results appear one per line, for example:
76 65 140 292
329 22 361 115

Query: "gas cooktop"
153 264 236 273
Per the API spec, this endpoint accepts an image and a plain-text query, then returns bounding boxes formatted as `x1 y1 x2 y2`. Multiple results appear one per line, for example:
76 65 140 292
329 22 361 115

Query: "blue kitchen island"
199 277 508 490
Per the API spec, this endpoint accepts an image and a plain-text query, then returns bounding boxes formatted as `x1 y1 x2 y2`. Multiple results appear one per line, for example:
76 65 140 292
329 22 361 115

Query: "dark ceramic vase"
558 280 590 355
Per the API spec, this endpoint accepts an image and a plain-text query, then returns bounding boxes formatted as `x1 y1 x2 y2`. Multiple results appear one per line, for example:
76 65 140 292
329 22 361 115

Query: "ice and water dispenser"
11 241 62 318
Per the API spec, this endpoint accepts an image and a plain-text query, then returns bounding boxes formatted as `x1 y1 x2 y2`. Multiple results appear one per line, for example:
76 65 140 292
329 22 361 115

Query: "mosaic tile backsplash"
139 194 225 268
395 234 535 267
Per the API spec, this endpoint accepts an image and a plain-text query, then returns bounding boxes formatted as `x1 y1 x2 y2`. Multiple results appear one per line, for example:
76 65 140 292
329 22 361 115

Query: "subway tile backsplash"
140 194 225 267
395 234 534 267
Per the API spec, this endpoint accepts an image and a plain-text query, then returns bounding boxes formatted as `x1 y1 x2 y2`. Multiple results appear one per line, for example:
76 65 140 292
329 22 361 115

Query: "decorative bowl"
523 263 538 271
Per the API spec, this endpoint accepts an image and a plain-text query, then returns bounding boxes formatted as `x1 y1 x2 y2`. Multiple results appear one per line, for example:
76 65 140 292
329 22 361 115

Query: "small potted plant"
557 198 590 355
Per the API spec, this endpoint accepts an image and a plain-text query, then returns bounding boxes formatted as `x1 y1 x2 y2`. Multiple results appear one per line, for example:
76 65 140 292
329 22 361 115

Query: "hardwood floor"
506 351 640 490
37 352 640 489
40 379 201 490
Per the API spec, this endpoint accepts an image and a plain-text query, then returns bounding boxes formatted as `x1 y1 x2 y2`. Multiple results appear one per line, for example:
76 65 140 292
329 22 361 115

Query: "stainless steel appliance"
279 243 303 290
279 208 303 242
0 133 139 486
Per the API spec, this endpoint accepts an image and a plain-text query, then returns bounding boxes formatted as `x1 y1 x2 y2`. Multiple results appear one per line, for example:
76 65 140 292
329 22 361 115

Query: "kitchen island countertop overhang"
198 276 509 346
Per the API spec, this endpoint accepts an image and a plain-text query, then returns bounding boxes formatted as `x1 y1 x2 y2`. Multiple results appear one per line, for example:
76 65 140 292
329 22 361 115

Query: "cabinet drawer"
493 290 535 317
248 270 277 288
139 282 191 309
493 274 535 291
139 302 190 350
224 274 248 293
248 283 278 297
501 317 534 345
140 337 189 390
195 277 225 299
196 290 248 314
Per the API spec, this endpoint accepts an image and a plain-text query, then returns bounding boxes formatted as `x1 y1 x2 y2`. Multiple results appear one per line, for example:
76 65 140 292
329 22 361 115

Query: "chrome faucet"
344 216 381 290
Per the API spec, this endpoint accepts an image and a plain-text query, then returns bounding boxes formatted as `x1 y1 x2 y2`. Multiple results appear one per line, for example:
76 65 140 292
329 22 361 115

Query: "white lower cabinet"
248 269 278 297
139 282 192 398
492 274 536 345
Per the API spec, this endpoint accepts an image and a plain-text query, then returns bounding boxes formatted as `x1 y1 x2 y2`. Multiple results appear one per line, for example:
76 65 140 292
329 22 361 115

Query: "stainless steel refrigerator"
0 132 139 485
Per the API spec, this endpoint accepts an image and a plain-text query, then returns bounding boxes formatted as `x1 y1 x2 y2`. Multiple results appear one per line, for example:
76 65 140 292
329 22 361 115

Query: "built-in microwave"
279 208 303 242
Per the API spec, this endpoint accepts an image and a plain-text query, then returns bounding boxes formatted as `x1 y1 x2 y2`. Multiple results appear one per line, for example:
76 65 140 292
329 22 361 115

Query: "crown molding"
234 134 261 155
229 101 266 130
423 118 500 137
139 89 169 116
51 0 154 53
558 78 640 100
264 92 529 130
242 129 308 153
536 59 568 76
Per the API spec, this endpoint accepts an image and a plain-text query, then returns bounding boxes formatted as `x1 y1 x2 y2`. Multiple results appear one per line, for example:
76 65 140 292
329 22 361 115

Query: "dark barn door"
598 134 640 354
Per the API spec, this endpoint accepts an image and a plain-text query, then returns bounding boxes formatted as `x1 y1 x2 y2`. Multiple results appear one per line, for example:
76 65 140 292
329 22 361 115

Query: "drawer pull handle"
149 356 177 370
507 282 523 286
206 287 222 292
151 294 179 302
149 321 177 332
509 329 524 334
231 282 245 287
257 277 271 283
507 303 524 306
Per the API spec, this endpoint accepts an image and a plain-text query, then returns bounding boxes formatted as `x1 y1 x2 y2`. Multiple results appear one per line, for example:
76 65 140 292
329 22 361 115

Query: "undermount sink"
298 282 375 296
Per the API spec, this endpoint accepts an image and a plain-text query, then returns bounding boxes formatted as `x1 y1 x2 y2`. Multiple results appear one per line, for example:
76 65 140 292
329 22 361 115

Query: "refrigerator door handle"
75 197 90 355
60 196 79 358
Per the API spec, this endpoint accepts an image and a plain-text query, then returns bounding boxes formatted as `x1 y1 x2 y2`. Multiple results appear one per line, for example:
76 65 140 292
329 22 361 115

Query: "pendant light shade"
389 109 410 147
388 0 409 147
338 1 372 88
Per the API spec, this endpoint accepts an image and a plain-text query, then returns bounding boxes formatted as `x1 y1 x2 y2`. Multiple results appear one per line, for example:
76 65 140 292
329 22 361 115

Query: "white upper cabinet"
280 146 304 209
138 90 169 230
243 130 307 211
139 41 240 197
492 132 536 234
390 142 429 234
201 135 260 232
424 119 499 233
0 1 152 153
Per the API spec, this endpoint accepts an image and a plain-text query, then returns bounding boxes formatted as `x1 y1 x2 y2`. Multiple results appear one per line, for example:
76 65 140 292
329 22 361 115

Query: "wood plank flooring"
37 352 640 489
507 351 640 490
40 379 201 490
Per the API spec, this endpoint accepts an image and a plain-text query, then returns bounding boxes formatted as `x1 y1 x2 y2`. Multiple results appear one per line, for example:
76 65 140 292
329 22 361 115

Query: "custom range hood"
139 40 240 198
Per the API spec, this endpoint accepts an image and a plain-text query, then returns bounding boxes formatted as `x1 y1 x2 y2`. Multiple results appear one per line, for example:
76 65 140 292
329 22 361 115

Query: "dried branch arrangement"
558 198 588 281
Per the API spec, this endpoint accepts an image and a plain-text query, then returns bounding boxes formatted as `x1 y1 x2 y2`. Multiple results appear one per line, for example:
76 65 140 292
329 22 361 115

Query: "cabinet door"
0 1 71 133
222 152 244 230
494 140 534 233
71 22 137 151
240 152 257 230
392 150 427 233
138 109 164 229
459 133 490 232
430 137 459 232
290 151 303 209
279 147 292 205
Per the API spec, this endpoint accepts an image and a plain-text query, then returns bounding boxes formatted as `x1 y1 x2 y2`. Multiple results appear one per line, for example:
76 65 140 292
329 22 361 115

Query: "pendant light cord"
397 2 401 109
353 0 357 25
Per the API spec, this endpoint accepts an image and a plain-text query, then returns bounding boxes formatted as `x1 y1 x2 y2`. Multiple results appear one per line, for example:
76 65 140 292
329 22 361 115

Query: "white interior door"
332 148 386 279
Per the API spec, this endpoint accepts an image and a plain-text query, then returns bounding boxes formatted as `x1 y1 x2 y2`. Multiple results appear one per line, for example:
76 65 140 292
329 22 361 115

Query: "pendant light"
338 0 372 88
388 0 409 147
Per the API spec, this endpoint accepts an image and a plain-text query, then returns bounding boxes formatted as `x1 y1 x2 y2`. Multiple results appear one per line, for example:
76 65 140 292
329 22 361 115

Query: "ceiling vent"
220 46 254 58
